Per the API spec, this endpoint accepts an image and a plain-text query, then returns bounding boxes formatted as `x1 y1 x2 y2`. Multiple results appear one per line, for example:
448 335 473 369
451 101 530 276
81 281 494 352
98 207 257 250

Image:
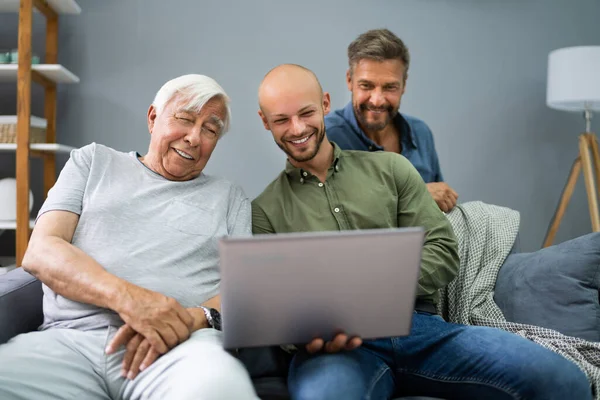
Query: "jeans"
288 312 592 400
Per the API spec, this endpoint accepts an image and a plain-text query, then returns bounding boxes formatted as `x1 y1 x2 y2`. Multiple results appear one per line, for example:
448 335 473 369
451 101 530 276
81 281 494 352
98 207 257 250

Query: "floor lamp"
543 46 600 248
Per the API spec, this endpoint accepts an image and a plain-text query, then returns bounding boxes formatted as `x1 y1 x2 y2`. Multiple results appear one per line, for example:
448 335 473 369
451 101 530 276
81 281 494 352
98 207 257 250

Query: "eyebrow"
358 79 401 86
272 105 316 118
207 115 225 129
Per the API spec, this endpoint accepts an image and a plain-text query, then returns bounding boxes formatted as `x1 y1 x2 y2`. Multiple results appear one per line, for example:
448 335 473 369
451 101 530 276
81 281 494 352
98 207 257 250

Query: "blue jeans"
288 312 592 400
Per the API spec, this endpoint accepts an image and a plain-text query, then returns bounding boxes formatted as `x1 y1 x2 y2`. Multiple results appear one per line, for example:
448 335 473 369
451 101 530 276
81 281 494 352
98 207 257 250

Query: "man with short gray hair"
326 28 459 213
0 74 259 400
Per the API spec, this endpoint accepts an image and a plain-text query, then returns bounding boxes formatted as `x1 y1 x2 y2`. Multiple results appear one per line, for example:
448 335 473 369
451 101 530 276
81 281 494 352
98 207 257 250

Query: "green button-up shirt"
252 142 459 305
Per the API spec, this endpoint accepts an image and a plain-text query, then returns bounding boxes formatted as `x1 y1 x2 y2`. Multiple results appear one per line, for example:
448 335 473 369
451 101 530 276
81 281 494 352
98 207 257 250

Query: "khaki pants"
0 327 258 400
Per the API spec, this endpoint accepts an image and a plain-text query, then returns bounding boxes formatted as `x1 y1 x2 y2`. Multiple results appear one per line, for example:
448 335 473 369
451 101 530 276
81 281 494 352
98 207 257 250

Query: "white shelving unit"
1 0 81 265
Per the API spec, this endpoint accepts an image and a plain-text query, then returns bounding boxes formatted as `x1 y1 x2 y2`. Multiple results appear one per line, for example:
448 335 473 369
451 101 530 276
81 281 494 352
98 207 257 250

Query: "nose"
290 116 307 136
184 126 202 147
370 88 385 107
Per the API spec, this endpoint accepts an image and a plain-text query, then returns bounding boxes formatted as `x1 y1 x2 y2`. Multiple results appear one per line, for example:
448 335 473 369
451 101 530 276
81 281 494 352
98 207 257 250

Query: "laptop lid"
219 227 424 349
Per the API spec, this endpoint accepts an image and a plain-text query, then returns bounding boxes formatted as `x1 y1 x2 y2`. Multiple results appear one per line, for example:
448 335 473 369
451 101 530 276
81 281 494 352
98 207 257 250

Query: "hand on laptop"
306 333 363 354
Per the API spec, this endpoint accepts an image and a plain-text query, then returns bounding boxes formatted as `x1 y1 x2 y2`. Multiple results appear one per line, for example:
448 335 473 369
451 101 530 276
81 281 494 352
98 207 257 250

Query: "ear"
346 69 352 92
402 73 408 96
257 109 270 131
147 105 157 134
322 92 332 116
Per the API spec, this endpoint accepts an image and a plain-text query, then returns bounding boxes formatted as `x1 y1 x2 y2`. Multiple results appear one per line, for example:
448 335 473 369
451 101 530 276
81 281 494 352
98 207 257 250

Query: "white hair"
152 74 231 135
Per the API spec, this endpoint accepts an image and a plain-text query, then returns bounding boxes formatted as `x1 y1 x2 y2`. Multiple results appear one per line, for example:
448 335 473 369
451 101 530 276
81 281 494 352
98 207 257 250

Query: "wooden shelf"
0 143 75 153
4 0 82 266
0 64 79 84
0 220 35 229
0 0 81 14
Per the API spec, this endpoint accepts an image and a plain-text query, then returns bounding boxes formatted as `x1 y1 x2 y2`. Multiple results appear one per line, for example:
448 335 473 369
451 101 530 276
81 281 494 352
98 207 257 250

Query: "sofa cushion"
494 232 600 341
0 267 44 344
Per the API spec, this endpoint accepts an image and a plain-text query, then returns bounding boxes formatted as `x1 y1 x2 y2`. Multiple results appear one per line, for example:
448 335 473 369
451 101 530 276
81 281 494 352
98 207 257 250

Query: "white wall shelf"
0 143 75 153
0 64 79 84
0 0 81 14
0 220 34 230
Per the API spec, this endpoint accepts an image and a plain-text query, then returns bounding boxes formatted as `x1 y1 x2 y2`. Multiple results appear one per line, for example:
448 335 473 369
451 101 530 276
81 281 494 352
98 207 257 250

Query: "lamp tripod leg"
543 156 582 248
587 134 600 201
581 134 600 232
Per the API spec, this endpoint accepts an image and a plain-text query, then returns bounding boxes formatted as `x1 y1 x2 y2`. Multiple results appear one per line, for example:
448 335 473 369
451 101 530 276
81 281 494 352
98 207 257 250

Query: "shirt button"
302 171 308 177
318 183 324 187
300 178 304 184
334 207 340 213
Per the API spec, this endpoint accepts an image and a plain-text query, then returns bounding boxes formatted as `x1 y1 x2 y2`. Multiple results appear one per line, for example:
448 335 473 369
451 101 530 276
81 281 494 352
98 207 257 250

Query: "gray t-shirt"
37 142 251 331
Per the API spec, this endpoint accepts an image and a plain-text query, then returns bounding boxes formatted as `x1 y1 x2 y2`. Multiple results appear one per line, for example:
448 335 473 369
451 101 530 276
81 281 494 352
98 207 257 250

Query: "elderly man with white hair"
0 75 259 400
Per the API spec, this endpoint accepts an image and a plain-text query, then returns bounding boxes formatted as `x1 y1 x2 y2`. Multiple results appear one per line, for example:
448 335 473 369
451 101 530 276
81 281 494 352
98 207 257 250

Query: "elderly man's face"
145 96 225 181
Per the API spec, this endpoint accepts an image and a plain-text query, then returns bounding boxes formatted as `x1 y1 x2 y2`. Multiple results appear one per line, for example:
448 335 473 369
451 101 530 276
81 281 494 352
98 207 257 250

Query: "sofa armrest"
0 267 43 344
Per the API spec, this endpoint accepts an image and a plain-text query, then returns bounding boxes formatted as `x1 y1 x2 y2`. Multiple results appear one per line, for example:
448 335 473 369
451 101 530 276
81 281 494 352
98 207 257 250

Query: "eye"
176 115 194 123
301 110 315 117
359 83 372 90
202 126 219 137
274 118 288 125
384 85 399 92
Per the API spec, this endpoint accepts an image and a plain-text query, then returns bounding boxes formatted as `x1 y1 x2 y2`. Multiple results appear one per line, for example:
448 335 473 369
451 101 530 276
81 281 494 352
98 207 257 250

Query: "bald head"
258 64 324 112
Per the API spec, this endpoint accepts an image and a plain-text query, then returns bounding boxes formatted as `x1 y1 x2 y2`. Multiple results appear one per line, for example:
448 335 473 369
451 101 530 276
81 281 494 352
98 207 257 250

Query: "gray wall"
2 0 600 254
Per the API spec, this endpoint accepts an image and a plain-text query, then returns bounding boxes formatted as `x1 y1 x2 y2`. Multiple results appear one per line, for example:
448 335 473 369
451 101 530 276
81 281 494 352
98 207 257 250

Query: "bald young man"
251 64 591 400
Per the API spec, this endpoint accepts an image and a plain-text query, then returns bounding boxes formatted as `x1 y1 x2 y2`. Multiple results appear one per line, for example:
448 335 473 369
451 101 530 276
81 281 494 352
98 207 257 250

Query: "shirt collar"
342 101 417 149
285 142 342 182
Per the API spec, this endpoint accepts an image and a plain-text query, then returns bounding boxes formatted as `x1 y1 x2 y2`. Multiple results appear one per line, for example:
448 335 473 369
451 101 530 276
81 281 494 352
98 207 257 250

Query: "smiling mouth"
367 108 387 114
289 133 314 146
173 148 194 160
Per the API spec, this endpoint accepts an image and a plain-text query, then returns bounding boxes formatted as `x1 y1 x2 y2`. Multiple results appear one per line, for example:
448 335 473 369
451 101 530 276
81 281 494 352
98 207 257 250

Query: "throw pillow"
494 233 600 342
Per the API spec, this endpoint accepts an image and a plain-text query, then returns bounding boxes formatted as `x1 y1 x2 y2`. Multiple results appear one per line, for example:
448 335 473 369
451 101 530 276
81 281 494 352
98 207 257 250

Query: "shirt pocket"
165 200 221 236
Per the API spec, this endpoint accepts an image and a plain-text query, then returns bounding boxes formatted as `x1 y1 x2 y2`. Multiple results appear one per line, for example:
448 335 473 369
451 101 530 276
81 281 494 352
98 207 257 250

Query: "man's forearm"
22 235 133 313
418 238 459 297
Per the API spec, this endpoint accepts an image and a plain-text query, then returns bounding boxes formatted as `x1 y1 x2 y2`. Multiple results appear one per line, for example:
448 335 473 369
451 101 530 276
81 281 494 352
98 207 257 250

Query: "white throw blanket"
439 201 600 399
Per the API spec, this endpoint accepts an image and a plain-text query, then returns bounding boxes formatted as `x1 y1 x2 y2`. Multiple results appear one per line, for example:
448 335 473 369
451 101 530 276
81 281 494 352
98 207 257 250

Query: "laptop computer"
218 227 425 349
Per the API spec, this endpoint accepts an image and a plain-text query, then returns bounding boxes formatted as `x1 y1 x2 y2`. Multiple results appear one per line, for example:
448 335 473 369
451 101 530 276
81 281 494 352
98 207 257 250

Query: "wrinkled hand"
108 308 208 380
306 333 362 354
112 287 194 355
426 182 458 213
117 327 159 380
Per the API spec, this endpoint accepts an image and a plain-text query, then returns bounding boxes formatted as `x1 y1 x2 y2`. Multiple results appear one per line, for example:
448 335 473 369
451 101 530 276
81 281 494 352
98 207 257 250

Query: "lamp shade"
547 46 600 112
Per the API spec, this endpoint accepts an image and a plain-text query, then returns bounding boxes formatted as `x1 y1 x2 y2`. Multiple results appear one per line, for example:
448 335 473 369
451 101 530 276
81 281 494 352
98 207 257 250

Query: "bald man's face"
259 83 331 163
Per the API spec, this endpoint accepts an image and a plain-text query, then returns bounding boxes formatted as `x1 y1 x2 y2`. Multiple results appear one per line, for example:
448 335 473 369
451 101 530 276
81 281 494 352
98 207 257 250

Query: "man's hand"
119 329 159 380
113 287 195 355
306 333 362 354
426 182 458 213
107 307 209 380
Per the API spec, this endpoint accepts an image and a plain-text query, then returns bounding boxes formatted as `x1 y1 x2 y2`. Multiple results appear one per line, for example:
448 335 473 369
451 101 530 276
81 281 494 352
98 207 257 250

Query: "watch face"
210 308 222 330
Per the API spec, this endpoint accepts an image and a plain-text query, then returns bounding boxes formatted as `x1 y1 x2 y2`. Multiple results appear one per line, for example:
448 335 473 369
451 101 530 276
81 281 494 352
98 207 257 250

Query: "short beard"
354 102 397 132
278 126 326 163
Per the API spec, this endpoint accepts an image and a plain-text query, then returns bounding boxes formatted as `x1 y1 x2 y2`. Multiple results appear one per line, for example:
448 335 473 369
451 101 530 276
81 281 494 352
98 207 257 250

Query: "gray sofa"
1 232 599 399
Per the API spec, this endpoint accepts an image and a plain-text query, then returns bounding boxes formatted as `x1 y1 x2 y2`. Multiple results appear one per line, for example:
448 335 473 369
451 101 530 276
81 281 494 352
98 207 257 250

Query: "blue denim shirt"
325 102 443 183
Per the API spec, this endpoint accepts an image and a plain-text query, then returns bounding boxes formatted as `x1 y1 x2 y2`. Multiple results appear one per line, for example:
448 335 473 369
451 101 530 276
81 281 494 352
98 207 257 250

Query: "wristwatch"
199 306 222 331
